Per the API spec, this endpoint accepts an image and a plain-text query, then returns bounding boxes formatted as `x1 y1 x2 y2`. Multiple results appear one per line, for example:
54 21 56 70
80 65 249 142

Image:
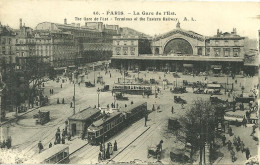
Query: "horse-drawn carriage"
115 92 128 100
174 96 187 104
171 87 187 94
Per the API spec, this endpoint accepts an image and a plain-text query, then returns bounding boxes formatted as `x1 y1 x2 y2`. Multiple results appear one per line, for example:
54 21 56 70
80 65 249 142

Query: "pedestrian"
52 89 54 94
49 142 52 148
222 135 226 146
61 84 62 88
131 101 133 104
181 103 184 109
230 149 236 162
62 98 65 104
70 102 73 108
250 125 256 136
110 73 111 78
38 141 43 153
171 106 174 114
237 136 241 145
57 98 60 104
240 141 245 153
245 148 250 160
67 133 71 141
125 104 127 108
228 140 232 151
113 140 117 151
228 127 233 136
62 137 65 144
98 152 102 162
50 89 52 94
144 116 147 127
106 143 110 159
233 135 237 146
100 142 103 151
116 103 119 109
62 129 65 137
242 116 247 127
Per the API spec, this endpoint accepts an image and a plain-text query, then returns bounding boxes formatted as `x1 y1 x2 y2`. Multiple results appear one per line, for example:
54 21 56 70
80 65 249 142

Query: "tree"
175 99 220 164
21 56 50 108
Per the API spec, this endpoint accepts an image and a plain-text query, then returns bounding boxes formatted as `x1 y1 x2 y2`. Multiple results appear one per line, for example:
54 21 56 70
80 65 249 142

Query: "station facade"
111 22 248 75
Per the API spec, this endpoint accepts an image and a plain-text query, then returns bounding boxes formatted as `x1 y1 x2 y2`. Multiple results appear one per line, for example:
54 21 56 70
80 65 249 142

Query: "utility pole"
73 83 75 115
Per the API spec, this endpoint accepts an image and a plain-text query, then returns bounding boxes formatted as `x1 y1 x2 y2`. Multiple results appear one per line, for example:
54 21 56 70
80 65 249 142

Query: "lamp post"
93 64 95 85
73 81 76 115
97 88 100 108
114 95 116 108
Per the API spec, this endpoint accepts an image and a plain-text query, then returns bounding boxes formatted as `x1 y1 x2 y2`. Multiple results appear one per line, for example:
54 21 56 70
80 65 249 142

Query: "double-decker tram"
24 144 69 164
87 102 147 145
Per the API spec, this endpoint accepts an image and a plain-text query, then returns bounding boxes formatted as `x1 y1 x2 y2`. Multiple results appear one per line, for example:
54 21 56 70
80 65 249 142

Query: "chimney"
20 18 22 29
176 21 180 29
217 29 219 35
64 18 67 25
233 28 237 34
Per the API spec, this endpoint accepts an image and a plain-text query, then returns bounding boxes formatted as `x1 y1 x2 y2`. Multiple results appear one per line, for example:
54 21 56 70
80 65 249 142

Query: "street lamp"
97 88 100 108
114 95 116 108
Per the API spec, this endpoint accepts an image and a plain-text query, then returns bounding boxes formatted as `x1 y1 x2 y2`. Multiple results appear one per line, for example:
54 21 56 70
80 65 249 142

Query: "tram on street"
112 84 152 95
87 102 147 145
24 144 69 164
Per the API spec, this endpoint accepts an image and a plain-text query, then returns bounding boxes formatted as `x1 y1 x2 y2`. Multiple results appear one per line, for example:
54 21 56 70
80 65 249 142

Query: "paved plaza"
0 67 258 164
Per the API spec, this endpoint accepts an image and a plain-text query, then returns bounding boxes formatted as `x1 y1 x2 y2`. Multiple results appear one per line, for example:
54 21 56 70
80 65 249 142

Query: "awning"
224 116 243 122
211 65 222 69
183 64 194 67
54 67 67 71
207 84 221 88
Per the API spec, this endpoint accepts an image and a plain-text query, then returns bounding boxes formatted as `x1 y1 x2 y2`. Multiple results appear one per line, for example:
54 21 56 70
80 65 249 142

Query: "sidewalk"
0 106 40 126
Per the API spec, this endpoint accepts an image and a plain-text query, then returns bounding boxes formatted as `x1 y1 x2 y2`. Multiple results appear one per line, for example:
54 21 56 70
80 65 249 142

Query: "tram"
112 85 152 95
87 102 147 145
24 144 69 164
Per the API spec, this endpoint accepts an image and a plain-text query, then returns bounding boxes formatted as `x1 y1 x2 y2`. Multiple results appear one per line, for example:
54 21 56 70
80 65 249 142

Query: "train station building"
111 22 256 75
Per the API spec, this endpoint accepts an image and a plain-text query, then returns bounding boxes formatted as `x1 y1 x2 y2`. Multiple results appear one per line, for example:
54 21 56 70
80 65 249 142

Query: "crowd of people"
98 140 117 162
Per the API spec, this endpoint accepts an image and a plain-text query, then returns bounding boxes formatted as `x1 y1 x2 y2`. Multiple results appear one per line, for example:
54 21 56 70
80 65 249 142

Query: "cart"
174 96 187 104
85 81 95 87
171 87 187 94
147 147 161 160
115 92 128 100
147 140 163 161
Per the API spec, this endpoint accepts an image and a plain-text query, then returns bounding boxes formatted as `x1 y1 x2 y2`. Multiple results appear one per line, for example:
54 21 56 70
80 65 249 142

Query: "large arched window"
164 38 193 55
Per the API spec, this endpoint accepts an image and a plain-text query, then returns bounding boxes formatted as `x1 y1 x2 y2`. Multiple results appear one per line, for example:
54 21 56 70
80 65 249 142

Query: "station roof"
111 55 244 62
68 107 100 121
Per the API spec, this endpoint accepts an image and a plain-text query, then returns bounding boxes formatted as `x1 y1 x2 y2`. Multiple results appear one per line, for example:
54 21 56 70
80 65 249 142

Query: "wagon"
171 87 187 94
115 92 128 100
193 88 204 94
101 85 109 92
174 96 187 104
147 146 161 160
85 81 95 87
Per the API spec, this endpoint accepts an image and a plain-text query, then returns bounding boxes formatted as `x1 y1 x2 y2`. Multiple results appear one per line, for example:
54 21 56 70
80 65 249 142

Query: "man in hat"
38 141 43 153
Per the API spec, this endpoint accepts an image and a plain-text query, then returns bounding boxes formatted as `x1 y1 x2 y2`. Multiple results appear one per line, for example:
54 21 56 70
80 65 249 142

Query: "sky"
0 0 259 39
